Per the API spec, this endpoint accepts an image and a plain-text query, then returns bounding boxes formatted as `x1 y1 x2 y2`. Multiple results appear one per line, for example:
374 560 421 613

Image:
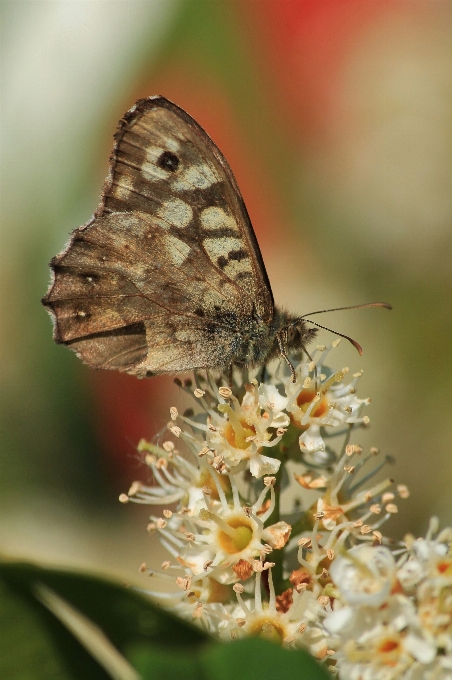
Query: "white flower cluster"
325 520 452 679
119 343 451 679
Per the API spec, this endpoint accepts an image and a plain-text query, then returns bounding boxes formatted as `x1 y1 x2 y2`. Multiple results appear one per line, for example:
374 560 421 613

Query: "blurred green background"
2 0 452 585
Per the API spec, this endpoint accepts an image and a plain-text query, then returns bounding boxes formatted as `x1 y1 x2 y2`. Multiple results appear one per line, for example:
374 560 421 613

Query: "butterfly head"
287 319 317 351
275 314 317 355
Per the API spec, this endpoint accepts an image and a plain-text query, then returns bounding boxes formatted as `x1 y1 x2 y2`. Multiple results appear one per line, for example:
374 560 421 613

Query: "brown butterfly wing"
43 96 274 376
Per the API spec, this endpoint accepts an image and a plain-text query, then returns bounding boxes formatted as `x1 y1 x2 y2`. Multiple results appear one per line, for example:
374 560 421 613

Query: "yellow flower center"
249 617 285 643
291 389 329 429
377 636 402 664
437 559 452 576
198 470 230 500
218 517 253 554
224 418 256 450
297 389 329 416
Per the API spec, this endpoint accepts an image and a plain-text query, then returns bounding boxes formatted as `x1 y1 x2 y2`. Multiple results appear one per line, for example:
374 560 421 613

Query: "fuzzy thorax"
233 307 317 370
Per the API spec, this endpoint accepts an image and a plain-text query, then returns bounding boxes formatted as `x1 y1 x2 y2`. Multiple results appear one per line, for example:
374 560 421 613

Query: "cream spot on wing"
223 258 252 279
162 137 180 153
200 206 238 232
157 199 193 229
173 164 218 190
202 237 244 261
163 234 191 267
113 175 135 200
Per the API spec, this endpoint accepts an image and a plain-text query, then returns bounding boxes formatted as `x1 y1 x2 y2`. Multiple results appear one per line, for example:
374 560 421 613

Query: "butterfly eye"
157 150 180 172
287 325 298 343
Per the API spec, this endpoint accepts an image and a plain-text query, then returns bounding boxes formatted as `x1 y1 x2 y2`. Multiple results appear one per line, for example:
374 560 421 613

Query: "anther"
193 603 203 618
397 484 410 498
162 441 175 452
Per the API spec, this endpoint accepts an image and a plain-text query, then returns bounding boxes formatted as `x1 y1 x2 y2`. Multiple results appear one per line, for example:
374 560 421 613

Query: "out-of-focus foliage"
0 561 329 680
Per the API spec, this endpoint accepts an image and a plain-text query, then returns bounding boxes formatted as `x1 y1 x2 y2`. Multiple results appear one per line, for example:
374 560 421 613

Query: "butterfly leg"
276 332 296 383
228 363 233 387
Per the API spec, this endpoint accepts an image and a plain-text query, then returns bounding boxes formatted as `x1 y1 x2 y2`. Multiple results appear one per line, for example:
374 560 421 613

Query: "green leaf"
131 637 331 680
0 560 208 680
0 561 330 680
0 575 72 680
129 646 207 680
201 637 331 680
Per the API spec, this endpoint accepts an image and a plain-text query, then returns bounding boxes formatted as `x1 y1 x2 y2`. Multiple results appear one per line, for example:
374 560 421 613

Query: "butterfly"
43 96 384 380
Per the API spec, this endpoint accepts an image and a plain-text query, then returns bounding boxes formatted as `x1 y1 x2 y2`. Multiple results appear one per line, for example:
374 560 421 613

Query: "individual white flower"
149 474 290 585
119 439 230 510
329 545 396 607
294 441 405 538
221 563 332 660
396 556 426 591
181 380 289 478
138 560 240 636
277 343 370 465
258 382 289 414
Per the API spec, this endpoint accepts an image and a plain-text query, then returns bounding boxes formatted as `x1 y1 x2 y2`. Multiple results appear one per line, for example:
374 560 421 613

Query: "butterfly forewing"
43 97 275 376
101 98 273 319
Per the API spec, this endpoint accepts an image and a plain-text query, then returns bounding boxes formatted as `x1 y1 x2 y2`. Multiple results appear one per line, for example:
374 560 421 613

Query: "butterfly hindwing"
46 212 253 374
43 97 275 375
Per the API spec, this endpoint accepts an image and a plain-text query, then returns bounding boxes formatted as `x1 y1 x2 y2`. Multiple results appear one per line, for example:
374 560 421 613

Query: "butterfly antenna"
298 301 392 356
303 318 363 355
300 301 392 318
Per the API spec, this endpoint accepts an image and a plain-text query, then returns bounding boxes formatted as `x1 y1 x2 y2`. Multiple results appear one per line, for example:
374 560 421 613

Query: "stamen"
254 565 263 614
